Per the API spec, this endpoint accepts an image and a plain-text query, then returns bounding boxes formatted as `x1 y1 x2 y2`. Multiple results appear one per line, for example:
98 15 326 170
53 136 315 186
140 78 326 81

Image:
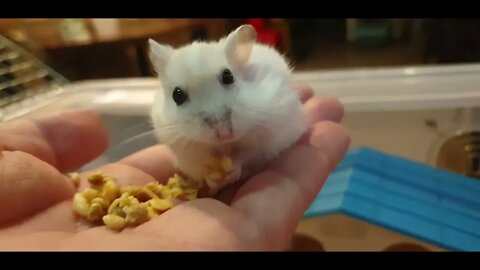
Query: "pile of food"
70 155 233 231
71 172 198 231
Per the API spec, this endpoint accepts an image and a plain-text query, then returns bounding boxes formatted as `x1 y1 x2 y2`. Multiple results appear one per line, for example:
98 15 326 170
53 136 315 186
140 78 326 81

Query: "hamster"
148 24 307 194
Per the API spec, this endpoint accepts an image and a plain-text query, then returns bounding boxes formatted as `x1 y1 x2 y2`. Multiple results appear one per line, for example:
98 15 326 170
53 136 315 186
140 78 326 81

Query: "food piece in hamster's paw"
220 156 233 172
203 155 241 194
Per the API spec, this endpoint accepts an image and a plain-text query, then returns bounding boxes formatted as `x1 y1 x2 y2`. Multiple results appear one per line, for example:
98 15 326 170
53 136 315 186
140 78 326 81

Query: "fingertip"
33 109 109 173
309 121 351 165
295 86 314 103
0 151 75 226
304 97 344 124
55 110 109 152
119 145 177 184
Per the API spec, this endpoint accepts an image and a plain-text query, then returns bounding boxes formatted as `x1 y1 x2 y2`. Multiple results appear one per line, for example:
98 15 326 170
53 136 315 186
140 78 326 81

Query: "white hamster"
149 24 307 194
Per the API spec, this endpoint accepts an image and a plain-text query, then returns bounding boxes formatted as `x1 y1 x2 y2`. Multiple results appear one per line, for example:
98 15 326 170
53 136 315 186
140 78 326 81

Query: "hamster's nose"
203 116 216 127
203 109 232 127
203 110 234 141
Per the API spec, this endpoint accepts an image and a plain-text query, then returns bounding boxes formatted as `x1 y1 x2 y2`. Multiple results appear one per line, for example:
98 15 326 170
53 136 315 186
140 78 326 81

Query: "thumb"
0 151 75 227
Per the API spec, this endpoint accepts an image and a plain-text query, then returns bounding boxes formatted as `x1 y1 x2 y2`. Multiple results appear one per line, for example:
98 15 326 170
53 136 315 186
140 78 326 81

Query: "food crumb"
67 172 81 188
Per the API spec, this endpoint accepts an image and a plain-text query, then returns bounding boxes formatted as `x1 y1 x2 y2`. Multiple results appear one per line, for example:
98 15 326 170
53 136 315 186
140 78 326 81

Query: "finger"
0 110 108 173
304 97 344 124
0 151 76 227
231 122 350 248
0 145 175 233
0 201 79 235
119 145 176 184
2 156 172 234
215 180 244 204
295 85 314 103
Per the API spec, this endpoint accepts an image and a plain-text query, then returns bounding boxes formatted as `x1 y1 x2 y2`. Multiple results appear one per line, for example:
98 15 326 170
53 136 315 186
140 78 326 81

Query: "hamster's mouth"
203 121 238 145
197 131 246 146
211 128 238 145
215 136 238 144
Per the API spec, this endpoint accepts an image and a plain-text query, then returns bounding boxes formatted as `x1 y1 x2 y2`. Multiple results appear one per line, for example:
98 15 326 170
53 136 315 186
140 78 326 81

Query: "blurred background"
1 18 480 80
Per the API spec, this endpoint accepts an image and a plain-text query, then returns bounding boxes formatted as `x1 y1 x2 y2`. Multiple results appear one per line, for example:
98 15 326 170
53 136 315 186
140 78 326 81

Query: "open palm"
0 87 349 251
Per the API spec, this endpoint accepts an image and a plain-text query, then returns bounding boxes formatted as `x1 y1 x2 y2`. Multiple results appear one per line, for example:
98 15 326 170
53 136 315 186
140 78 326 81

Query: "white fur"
149 25 307 190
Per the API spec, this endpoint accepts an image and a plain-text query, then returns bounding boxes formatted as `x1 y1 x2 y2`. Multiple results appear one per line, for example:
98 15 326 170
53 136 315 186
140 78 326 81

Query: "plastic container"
6 63 480 172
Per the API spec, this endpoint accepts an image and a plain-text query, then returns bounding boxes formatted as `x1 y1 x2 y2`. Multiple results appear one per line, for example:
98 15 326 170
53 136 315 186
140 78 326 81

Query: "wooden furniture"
1 19 233 80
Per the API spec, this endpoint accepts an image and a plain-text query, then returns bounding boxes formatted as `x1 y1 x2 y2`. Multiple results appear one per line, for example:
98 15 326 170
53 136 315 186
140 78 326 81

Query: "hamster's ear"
224 24 257 67
149 39 173 74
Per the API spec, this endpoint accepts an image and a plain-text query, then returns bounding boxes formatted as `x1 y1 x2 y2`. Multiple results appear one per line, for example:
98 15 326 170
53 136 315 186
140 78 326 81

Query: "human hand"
0 86 349 251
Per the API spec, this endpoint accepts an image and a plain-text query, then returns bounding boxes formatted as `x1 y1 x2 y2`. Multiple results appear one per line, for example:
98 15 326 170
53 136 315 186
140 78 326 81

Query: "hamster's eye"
172 87 189 106
220 69 234 85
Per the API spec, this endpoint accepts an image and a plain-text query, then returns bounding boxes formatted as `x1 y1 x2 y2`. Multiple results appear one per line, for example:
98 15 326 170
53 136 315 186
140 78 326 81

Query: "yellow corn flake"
149 198 173 212
203 155 234 189
102 180 120 203
103 175 116 183
87 202 106 222
146 182 179 200
87 173 105 186
103 214 127 231
68 172 81 188
145 182 164 197
166 175 182 188
107 195 123 214
122 185 158 202
220 156 233 172
157 188 171 200
91 197 110 210
109 193 132 210
120 195 139 208
169 187 183 200
120 185 141 196
147 206 159 219
108 207 125 218
124 204 149 226
160 185 177 199
168 174 192 188
82 188 100 202
141 187 159 200
73 193 89 217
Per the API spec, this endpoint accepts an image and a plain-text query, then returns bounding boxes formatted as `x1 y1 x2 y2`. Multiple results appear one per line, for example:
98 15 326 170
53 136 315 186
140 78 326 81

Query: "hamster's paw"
205 158 242 195
223 163 242 186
